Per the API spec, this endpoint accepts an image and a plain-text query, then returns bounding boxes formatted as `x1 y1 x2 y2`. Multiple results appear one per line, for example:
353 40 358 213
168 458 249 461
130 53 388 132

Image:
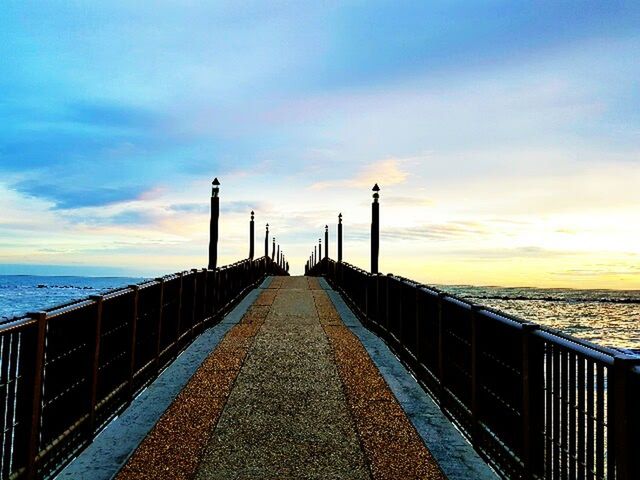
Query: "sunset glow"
1 2 639 288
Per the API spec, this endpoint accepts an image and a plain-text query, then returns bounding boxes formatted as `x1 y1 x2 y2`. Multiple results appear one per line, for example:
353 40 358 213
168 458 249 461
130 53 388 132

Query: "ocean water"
440 285 640 352
0 275 144 321
0 276 637 351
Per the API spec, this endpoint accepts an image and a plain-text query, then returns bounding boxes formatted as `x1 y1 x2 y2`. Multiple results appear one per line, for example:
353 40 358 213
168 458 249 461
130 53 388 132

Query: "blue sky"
1 1 639 287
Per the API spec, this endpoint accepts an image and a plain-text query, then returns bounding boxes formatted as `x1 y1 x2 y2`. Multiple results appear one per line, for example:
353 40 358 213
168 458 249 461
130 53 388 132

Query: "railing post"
127 285 140 402
522 323 543 479
613 355 640 480
202 267 211 319
208 178 220 270
385 273 393 334
277 245 280 268
26 311 47 480
88 296 103 437
470 305 481 445
249 211 255 259
324 225 328 259
190 269 199 337
154 279 165 369
265 223 269 258
175 272 184 350
437 292 447 407
415 287 423 367
371 183 380 274
271 237 276 261
338 213 343 262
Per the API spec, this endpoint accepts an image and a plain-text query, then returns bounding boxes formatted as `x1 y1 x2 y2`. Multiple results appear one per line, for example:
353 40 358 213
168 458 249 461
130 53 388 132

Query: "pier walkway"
59 276 494 480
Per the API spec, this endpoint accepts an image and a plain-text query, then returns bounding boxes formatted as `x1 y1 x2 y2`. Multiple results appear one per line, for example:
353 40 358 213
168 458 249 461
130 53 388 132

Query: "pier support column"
371 183 380 274
338 213 343 263
208 178 220 270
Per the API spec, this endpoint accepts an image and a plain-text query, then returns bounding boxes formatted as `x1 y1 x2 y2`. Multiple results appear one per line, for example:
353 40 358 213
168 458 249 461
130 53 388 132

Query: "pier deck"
59 276 494 479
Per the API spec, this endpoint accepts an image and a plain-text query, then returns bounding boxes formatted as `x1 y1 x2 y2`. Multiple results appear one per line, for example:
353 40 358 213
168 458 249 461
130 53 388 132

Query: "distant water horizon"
0 274 637 352
0 274 145 321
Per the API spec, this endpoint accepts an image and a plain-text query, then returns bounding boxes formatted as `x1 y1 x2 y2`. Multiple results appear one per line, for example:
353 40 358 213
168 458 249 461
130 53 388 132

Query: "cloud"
167 203 209 214
343 221 489 242
311 158 408 190
13 181 145 209
65 100 158 130
552 265 640 277
448 246 577 260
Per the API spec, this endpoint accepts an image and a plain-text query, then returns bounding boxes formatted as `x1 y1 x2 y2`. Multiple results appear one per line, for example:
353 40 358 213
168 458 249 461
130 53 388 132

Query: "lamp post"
324 225 328 259
371 183 380 274
208 178 220 270
249 211 255 259
338 213 343 263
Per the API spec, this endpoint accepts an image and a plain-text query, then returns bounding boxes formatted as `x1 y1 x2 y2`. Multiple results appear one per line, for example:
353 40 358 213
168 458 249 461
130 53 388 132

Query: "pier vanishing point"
0 179 638 480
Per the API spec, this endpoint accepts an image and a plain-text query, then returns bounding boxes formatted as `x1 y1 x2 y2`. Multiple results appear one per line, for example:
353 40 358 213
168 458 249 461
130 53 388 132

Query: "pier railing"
305 183 638 480
0 256 285 480
308 257 640 480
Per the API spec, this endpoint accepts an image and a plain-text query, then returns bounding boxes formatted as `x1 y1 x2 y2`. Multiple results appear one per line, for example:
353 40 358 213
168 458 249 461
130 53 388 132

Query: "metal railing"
309 257 640 480
0 256 285 480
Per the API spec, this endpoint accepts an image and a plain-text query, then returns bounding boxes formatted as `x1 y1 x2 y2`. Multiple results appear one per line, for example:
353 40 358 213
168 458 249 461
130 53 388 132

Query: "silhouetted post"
324 225 328 259
277 245 280 267
249 211 255 259
272 237 276 261
313 246 316 266
265 223 269 258
338 213 343 262
286 261 289 272
208 178 220 270
371 183 380 274
318 238 322 265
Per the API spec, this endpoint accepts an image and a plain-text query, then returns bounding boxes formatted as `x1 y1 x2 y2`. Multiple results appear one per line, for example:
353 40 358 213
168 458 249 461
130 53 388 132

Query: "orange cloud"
311 158 408 190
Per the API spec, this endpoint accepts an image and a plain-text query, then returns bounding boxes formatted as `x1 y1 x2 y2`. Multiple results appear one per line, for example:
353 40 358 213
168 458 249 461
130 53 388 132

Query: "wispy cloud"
13 181 145 210
311 159 408 190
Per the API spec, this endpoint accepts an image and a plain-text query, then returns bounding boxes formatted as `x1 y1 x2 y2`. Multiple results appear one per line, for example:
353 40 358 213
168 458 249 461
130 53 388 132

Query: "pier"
0 180 638 480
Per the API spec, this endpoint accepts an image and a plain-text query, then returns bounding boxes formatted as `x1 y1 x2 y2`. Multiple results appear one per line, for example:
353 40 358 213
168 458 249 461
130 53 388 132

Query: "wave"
467 295 640 304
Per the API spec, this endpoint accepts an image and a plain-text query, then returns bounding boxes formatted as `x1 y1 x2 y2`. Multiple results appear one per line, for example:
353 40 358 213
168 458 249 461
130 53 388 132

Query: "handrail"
308 256 640 480
0 255 286 480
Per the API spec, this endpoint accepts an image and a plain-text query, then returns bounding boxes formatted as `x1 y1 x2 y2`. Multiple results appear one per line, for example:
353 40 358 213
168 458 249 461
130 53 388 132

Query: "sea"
0 275 638 352
0 275 144 322
441 285 639 352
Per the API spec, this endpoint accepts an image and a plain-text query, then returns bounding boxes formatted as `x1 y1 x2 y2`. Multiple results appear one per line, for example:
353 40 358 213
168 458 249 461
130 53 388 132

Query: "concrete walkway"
196 276 370 479
85 276 495 480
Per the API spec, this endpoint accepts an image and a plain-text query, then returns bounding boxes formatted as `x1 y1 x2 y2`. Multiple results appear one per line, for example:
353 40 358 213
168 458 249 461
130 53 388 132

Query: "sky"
1 1 639 288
